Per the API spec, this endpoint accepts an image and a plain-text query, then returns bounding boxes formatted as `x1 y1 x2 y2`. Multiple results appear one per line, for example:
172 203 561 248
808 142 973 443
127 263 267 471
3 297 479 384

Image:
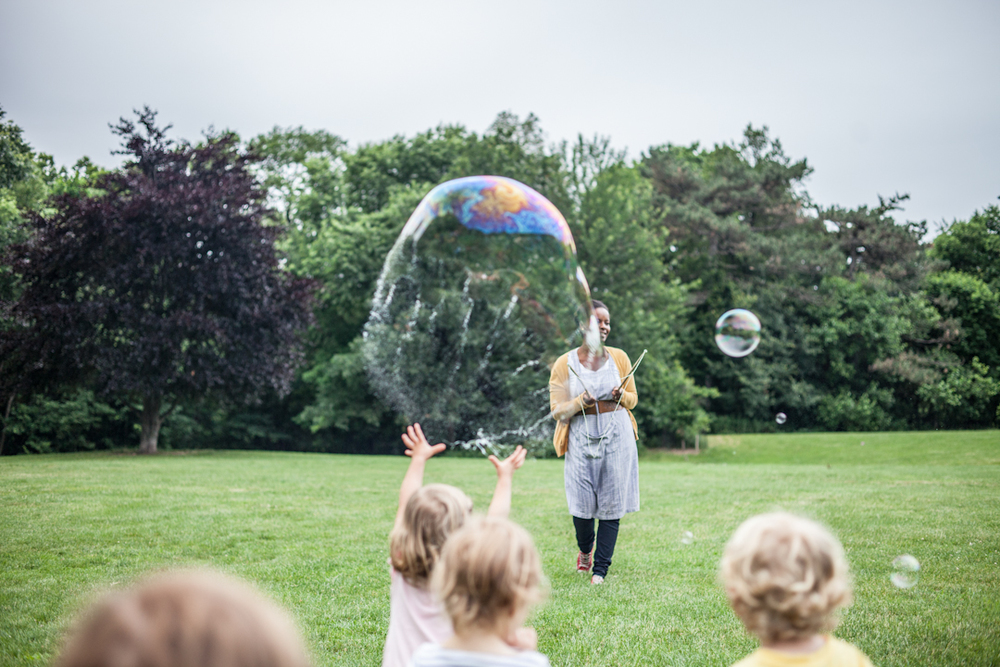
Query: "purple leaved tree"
0 108 314 453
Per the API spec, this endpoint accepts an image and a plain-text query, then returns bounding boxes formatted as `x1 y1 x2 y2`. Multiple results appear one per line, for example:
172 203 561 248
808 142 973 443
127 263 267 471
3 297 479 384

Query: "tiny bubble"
890 554 920 589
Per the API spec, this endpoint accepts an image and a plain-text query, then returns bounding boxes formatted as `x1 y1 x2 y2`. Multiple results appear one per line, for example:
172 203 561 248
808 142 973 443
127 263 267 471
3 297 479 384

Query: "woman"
548 300 639 584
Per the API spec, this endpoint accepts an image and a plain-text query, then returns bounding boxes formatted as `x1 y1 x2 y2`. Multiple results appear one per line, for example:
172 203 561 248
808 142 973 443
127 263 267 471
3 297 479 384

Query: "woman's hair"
720 512 852 643
390 483 473 586
431 516 544 632
54 570 311 667
591 299 608 313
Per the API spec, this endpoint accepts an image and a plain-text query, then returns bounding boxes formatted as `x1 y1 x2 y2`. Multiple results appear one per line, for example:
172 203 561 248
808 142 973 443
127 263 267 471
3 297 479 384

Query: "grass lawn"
1 430 998 666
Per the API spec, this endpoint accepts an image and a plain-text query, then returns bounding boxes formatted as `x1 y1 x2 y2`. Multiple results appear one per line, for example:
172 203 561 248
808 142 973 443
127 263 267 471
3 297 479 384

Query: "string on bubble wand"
567 364 602 458
598 348 647 442
616 349 647 393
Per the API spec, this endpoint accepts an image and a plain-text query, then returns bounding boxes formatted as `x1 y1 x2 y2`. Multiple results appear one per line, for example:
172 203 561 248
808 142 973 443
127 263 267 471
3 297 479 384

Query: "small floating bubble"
714 309 761 358
890 554 920 589
681 531 694 545
775 412 787 425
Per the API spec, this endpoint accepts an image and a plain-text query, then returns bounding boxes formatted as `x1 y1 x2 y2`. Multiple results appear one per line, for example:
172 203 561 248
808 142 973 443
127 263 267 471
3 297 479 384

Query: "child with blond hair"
410 516 549 667
720 512 874 667
55 570 311 667
383 424 528 667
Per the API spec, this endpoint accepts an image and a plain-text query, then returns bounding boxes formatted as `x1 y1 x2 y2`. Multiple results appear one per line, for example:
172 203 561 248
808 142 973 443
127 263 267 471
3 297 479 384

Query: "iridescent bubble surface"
364 176 599 455
890 554 920 588
714 309 761 357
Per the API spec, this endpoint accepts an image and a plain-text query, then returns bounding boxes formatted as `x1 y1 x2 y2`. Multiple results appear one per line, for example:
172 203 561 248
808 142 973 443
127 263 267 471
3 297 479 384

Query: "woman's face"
595 307 610 342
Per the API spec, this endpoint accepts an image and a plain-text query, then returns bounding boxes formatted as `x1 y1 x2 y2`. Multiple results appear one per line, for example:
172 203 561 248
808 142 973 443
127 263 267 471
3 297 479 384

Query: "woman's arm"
551 393 593 420
610 350 638 409
549 352 593 420
393 423 446 532
613 381 637 410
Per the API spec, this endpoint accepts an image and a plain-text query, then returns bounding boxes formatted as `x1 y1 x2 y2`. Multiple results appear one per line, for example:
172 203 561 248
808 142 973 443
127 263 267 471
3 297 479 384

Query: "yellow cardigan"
548 346 638 457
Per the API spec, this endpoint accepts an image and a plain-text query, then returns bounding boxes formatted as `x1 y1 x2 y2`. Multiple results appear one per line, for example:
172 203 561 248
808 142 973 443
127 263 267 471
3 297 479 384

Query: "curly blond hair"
55 570 311 667
431 516 544 632
390 483 473 587
720 512 852 643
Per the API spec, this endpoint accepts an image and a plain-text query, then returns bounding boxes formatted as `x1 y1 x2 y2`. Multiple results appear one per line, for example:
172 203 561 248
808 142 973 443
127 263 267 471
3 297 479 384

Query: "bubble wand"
594 348 648 444
615 349 647 394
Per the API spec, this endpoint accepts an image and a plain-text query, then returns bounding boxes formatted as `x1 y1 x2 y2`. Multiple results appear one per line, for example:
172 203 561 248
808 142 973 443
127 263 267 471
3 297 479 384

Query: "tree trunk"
139 394 163 454
0 393 15 456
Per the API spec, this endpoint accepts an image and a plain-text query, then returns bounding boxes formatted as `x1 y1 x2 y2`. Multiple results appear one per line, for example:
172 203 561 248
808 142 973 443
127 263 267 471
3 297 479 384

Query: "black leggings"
573 516 620 578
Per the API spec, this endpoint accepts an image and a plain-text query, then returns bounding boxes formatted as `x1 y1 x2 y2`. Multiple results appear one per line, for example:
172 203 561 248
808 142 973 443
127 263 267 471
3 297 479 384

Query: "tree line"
0 105 997 455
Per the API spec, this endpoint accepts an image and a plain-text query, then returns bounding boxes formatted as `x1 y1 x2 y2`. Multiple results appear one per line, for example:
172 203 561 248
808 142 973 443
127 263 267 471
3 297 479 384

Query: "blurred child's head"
55 570 311 667
390 483 473 586
432 516 544 635
721 512 852 644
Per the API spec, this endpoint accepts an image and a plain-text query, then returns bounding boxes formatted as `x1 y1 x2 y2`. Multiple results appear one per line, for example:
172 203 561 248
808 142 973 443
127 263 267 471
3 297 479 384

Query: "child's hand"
610 386 623 402
505 626 538 651
394 424 446 530
581 391 596 407
401 423 446 462
488 445 527 479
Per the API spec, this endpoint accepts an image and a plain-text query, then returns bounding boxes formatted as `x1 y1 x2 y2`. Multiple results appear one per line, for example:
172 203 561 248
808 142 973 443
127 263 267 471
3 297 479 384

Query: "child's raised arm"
394 423 446 531
486 445 527 518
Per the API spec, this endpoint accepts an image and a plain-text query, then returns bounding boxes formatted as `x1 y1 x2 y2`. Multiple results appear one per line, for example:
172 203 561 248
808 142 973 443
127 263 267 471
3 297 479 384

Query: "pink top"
382 564 453 667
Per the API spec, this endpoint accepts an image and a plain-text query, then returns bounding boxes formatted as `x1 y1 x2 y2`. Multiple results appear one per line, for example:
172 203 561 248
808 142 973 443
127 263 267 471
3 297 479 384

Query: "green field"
2 431 999 666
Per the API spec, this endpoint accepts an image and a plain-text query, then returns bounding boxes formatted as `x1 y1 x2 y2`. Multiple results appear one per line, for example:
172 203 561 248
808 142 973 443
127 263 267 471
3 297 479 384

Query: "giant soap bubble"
364 176 599 454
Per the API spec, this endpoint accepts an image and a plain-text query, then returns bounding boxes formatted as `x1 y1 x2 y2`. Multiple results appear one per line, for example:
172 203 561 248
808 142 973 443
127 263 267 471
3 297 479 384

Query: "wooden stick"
567 363 595 397
617 349 648 389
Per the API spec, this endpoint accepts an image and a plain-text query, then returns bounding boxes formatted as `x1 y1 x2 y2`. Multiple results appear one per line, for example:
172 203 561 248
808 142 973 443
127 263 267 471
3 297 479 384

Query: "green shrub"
4 389 124 454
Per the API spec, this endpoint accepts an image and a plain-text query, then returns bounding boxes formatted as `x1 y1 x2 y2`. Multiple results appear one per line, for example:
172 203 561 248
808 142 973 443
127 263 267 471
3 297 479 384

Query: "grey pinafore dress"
563 350 640 520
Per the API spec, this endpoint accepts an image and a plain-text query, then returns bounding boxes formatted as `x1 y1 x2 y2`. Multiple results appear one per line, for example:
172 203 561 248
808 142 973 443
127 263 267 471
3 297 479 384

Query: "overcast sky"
2 0 997 234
